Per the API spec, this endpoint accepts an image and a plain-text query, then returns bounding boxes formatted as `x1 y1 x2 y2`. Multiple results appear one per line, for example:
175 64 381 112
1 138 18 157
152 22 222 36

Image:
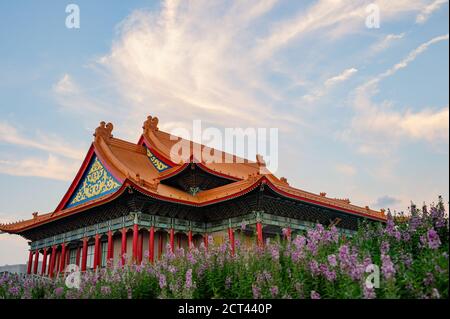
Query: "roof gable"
144 146 173 172
65 155 121 209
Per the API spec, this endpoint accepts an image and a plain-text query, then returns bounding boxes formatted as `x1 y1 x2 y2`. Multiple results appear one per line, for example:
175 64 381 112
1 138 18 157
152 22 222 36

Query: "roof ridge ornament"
143 116 159 134
94 121 114 143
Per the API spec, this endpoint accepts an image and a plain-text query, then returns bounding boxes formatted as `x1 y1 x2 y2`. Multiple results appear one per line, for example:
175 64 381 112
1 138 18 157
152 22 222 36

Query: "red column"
121 228 127 265
59 243 66 274
41 249 48 275
27 250 33 275
188 230 193 250
228 228 235 255
148 227 155 263
256 222 263 247
33 250 39 274
81 238 88 271
286 227 291 241
169 228 175 253
158 232 164 259
137 233 143 264
203 233 209 250
94 234 100 270
107 230 113 262
49 246 57 278
132 224 139 263
75 246 81 267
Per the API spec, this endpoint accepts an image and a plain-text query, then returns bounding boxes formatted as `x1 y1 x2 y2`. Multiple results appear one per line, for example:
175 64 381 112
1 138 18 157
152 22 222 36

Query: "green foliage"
0 197 448 299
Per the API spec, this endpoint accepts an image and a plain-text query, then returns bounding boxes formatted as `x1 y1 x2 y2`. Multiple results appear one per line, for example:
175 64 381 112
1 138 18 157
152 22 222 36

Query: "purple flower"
252 285 261 299
225 276 232 289
101 286 111 295
269 244 279 260
380 241 390 254
292 235 306 250
309 260 320 276
320 264 336 282
328 254 337 267
310 290 321 299
159 274 167 289
270 286 279 298
426 229 441 249
8 286 20 297
381 254 396 280
185 269 193 289
168 265 177 273
423 273 434 286
431 288 440 299
363 286 376 299
54 287 64 298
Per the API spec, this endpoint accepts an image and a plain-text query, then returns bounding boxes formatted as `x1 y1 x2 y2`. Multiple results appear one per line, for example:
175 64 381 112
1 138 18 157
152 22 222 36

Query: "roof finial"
94 121 114 142
143 116 159 134
256 154 266 167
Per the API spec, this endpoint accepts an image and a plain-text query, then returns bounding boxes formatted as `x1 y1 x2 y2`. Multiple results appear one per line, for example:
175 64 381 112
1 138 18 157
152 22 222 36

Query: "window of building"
86 245 95 269
101 241 108 267
69 248 77 266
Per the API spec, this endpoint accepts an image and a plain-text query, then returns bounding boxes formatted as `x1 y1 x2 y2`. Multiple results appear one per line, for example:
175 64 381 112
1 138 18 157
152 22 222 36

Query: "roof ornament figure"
256 154 270 175
256 154 266 167
94 121 114 142
32 212 38 219
143 116 159 134
280 177 289 185
320 192 327 197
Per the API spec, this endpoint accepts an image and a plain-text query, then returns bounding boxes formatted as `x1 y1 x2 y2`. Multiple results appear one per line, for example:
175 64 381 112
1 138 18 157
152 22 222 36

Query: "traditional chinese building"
0 116 386 277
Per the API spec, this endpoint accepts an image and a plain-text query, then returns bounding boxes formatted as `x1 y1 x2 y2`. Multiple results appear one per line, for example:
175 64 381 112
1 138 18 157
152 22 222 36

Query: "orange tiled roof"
0 116 387 233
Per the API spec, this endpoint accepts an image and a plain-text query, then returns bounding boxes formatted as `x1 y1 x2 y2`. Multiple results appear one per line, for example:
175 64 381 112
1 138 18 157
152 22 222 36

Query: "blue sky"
0 0 448 265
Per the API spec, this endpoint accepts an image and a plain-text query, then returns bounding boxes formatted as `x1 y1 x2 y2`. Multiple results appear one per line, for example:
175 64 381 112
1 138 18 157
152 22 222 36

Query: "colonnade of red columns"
27 220 275 277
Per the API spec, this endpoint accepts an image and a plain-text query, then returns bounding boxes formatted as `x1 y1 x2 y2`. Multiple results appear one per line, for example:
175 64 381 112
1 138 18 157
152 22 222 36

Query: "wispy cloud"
303 67 358 102
370 33 405 54
416 0 448 24
335 163 357 176
373 195 402 209
0 155 78 181
325 68 358 87
52 73 108 115
340 34 449 153
255 0 426 60
0 121 84 160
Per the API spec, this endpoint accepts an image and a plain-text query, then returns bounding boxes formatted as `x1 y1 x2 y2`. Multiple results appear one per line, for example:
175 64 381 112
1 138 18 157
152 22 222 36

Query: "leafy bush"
0 198 448 299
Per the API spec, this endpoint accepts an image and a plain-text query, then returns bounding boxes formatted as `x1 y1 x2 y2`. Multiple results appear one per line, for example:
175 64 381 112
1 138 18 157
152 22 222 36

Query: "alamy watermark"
65 4 80 29
366 3 380 29
165 120 279 174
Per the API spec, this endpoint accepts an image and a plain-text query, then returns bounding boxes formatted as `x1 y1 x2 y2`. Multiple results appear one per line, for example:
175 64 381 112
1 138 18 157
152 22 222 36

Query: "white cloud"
53 73 79 95
0 234 29 265
335 163 357 176
376 34 449 81
255 0 427 60
341 34 449 152
370 33 405 54
416 0 448 24
303 67 358 102
0 155 78 181
0 121 84 160
52 73 108 115
325 68 358 87
57 0 433 140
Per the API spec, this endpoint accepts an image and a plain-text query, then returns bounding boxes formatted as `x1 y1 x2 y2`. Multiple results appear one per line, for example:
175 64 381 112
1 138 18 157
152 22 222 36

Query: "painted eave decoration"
65 155 121 209
145 146 172 172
